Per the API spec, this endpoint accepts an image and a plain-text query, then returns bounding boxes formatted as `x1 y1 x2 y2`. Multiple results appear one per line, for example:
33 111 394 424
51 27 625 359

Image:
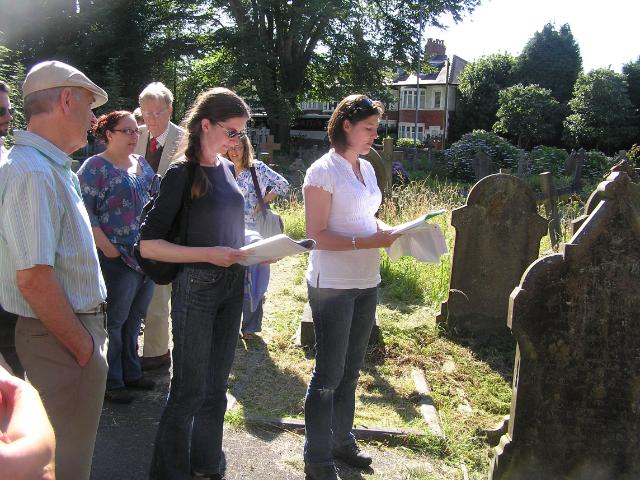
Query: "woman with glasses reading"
302 95 399 480
77 110 156 404
139 88 250 480
223 136 289 339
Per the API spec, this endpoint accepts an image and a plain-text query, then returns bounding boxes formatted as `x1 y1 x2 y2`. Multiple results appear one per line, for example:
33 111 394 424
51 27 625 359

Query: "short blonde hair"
139 82 173 107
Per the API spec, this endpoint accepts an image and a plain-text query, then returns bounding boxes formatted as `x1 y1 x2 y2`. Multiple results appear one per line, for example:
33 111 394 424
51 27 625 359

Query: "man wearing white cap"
0 60 109 480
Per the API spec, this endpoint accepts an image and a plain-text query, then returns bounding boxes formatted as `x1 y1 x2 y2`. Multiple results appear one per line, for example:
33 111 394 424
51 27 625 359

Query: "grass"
227 175 588 479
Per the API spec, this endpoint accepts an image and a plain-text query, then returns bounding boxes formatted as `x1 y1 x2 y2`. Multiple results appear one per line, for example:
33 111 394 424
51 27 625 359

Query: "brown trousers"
16 313 108 480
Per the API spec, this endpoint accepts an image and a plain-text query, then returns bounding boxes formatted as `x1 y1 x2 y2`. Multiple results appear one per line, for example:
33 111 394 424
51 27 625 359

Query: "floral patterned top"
235 160 290 228
78 154 155 272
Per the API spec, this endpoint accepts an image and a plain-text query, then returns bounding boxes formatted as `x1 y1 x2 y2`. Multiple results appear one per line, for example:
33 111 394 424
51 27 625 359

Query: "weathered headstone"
571 147 586 190
436 173 547 335
564 149 578 177
572 158 639 234
365 147 392 195
257 134 281 162
489 171 640 480
516 151 528 177
471 149 495 181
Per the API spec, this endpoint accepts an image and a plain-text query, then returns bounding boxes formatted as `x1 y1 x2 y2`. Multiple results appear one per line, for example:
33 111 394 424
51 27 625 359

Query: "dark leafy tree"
210 0 481 148
0 43 26 144
515 23 582 104
493 83 561 148
449 52 516 141
623 56 640 129
563 68 638 154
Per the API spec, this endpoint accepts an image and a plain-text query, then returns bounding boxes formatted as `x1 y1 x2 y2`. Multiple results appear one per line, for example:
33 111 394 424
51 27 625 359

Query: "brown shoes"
140 351 171 371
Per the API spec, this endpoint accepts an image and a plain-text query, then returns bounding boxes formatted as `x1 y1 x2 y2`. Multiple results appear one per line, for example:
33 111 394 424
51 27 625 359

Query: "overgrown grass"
231 176 588 479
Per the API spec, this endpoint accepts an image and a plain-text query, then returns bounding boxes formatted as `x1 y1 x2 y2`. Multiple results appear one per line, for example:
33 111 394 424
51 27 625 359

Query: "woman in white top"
302 95 399 480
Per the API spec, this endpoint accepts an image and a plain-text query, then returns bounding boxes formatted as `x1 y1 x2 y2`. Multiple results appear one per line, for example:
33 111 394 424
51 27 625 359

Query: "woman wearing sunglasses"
302 95 399 480
139 88 251 480
77 110 156 404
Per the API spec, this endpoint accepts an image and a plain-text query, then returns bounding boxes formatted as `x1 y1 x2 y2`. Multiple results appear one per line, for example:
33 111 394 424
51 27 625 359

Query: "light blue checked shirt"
0 130 106 317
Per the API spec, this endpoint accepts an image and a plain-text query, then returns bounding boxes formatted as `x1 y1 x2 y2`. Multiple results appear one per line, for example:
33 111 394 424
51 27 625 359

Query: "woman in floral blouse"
224 136 289 338
78 110 156 404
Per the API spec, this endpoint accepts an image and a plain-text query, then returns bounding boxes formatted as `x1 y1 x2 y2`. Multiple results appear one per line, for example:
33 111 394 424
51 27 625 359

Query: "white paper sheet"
239 234 316 266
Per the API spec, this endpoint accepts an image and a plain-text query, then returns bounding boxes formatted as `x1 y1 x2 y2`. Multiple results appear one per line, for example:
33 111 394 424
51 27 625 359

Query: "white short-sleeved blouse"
303 150 382 289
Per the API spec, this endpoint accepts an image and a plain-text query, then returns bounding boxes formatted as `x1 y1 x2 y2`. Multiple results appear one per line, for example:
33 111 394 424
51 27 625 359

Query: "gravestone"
257 134 281 162
489 171 640 480
564 149 578 176
436 173 547 335
572 158 639 234
471 149 495 181
298 303 381 348
516 151 528 177
365 147 392 195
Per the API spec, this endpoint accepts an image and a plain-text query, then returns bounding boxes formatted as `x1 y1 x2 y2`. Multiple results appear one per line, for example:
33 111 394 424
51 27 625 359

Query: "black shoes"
304 464 338 480
333 442 372 468
125 376 156 390
104 387 134 404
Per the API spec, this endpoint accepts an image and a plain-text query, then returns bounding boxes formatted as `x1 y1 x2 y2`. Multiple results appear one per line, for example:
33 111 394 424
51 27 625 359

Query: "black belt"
76 302 107 316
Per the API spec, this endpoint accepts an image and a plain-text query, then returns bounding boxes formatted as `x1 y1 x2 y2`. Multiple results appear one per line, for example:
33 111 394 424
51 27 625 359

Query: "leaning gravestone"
365 147 392 195
472 149 495 181
436 173 547 335
489 171 640 480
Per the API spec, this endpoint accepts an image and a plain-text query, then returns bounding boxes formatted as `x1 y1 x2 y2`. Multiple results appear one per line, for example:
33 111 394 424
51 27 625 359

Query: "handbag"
134 163 196 284
250 165 284 238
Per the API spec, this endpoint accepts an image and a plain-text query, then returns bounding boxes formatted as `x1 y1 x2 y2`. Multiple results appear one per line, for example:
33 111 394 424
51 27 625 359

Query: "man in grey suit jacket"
134 82 185 370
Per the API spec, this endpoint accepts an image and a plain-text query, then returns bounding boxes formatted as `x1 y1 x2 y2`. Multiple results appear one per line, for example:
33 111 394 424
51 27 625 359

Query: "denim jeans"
149 264 245 480
100 254 154 389
304 284 378 466
241 294 263 334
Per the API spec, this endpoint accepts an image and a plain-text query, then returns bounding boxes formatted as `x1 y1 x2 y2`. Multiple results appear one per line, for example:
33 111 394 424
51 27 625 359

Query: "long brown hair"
178 87 250 199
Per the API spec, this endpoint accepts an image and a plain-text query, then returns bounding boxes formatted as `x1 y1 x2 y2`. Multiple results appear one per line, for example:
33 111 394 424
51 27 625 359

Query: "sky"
434 0 639 73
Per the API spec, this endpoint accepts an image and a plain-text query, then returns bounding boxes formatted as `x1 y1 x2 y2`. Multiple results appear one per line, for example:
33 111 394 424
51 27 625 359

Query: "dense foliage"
563 69 638 153
445 130 522 182
493 84 561 148
514 23 582 104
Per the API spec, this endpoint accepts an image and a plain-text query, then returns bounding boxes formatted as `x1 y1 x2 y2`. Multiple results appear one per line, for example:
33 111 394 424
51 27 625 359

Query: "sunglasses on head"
217 122 247 139
0 107 14 117
346 98 375 118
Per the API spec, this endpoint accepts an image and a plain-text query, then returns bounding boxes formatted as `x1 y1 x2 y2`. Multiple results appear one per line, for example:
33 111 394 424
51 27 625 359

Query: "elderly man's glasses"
141 109 168 118
217 122 247 139
112 128 141 136
0 107 14 117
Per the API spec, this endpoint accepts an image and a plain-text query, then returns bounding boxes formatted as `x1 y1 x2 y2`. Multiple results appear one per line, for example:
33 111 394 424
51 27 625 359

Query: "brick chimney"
424 38 446 59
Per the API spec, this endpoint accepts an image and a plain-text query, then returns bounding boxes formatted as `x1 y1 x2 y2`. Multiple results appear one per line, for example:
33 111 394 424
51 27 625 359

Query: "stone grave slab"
437 173 547 335
489 171 640 480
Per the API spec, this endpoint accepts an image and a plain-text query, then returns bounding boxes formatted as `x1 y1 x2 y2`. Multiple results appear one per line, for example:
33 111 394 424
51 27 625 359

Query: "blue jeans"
100 254 154 390
241 294 263 334
304 284 378 466
149 264 245 480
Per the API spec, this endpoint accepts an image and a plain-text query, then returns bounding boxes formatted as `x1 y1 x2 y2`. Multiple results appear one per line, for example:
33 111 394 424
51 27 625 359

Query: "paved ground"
90 350 454 480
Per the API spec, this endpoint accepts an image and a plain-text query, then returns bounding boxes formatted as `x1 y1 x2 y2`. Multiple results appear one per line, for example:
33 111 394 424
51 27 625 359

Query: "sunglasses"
217 122 247 139
112 128 141 136
0 107 14 117
346 98 375 118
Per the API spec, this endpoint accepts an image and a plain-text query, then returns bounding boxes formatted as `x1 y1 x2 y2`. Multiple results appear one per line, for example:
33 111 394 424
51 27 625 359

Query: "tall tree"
563 68 638 153
450 52 516 140
209 0 481 148
515 23 582 104
623 56 640 128
493 83 561 148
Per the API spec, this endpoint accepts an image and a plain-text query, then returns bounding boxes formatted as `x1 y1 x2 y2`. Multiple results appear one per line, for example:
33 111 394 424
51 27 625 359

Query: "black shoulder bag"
134 163 196 284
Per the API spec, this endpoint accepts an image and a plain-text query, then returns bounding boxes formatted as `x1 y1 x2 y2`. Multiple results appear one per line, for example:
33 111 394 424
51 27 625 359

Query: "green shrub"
445 130 523 182
628 144 640 167
582 150 612 182
529 145 569 175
